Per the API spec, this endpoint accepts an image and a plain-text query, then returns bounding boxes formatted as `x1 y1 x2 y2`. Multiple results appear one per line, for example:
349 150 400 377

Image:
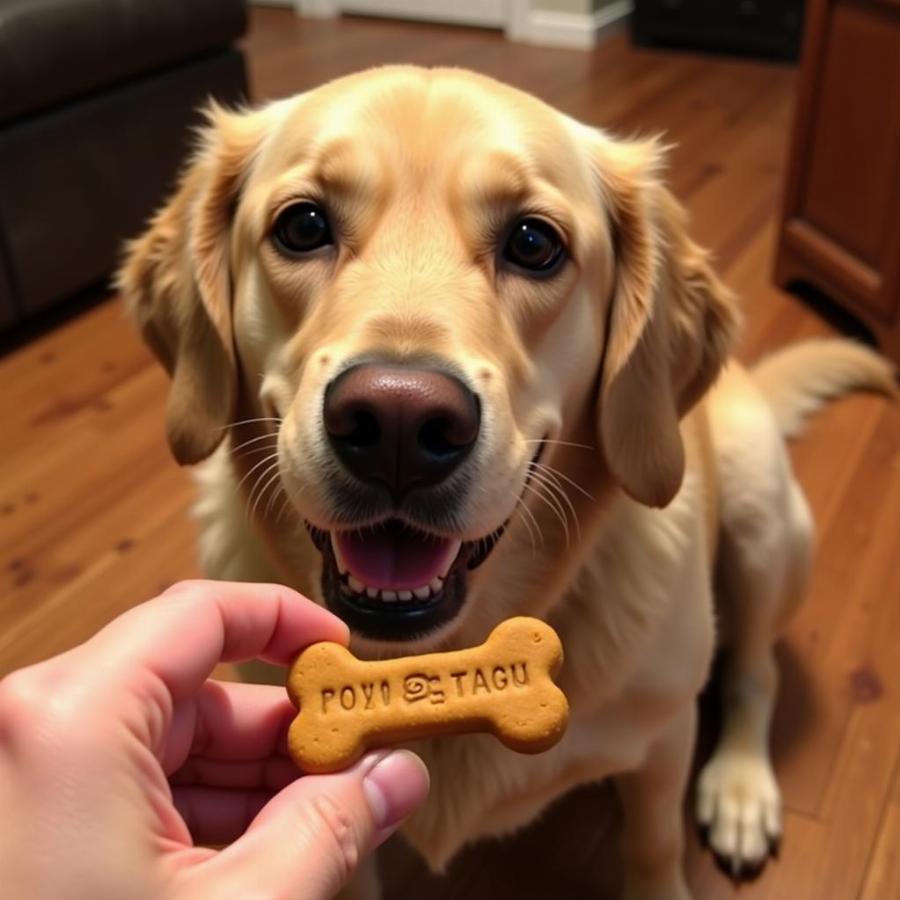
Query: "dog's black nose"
323 364 480 496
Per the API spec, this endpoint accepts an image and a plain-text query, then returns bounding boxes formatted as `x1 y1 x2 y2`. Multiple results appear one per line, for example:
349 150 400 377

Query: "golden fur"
119 67 895 899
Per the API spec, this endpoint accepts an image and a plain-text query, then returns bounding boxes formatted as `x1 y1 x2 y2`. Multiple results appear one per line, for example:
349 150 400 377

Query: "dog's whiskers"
245 459 279 514
236 451 281 501
248 461 282 523
218 416 283 432
522 480 571 548
233 444 280 463
230 431 281 455
531 460 595 502
262 467 288 522
527 467 582 543
512 494 541 554
531 467 581 540
523 438 595 451
273 486 298 529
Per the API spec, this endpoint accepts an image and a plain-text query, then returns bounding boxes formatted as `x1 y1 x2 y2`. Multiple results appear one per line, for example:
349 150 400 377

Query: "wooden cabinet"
774 0 900 361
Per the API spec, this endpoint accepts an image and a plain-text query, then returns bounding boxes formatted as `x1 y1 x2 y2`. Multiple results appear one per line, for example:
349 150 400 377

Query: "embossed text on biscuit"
286 617 569 773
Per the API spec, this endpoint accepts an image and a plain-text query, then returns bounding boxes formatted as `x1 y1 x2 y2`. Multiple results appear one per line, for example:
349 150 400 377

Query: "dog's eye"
503 218 565 274
272 202 333 255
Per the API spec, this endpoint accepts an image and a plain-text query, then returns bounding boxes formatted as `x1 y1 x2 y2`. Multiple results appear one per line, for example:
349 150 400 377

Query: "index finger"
78 580 348 700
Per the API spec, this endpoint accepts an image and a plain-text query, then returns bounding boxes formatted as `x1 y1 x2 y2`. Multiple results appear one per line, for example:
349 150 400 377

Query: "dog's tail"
751 338 897 439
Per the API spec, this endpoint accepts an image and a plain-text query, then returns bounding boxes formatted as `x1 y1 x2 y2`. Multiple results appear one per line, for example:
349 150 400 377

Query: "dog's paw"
696 751 781 879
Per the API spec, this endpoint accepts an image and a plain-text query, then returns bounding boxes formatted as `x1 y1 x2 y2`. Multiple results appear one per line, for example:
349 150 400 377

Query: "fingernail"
361 750 430 831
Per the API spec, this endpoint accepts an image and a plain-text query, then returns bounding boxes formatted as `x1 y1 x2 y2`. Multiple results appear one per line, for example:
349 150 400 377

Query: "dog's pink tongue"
332 524 462 590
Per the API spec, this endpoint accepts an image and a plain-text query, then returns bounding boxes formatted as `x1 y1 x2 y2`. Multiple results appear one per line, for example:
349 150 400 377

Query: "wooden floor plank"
860 752 900 900
768 399 892 815
0 500 199 674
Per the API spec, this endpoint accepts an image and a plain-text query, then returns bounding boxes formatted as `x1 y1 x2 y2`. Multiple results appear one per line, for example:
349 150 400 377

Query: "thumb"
192 750 429 900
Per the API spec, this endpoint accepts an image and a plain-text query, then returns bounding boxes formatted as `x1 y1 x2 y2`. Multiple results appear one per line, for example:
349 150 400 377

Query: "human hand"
0 580 429 900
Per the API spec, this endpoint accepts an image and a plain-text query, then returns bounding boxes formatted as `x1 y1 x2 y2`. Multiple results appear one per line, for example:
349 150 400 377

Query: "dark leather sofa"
0 0 249 332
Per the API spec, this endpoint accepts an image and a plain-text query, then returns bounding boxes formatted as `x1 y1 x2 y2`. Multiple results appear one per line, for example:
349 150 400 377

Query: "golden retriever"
119 66 895 899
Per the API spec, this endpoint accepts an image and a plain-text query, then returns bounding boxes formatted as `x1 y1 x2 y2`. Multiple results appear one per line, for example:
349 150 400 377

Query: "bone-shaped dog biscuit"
286 617 568 774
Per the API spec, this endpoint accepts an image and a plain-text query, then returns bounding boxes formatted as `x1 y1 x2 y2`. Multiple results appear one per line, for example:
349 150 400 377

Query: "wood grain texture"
1 8 898 898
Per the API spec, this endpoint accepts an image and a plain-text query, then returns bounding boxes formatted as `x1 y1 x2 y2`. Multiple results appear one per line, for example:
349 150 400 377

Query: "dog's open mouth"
305 518 505 642
304 441 545 642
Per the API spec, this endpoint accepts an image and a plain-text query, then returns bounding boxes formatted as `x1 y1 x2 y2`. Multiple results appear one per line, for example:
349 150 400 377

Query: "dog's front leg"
614 707 695 900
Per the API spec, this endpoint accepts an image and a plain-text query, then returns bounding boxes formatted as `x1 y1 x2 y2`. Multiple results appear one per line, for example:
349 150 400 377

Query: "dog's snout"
324 364 480 495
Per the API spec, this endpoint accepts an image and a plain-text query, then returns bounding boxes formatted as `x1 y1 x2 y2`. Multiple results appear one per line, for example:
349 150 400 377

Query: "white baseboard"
294 0 339 17
508 1 633 51
318 0 506 27
288 0 632 48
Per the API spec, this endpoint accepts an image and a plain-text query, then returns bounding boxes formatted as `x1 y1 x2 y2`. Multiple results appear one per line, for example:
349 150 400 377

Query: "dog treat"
286 616 568 773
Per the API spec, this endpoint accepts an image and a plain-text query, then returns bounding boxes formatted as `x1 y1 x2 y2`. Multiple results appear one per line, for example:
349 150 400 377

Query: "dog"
119 66 895 899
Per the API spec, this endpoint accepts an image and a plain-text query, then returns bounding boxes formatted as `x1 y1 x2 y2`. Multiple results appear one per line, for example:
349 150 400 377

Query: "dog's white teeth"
438 538 464 578
347 580 439 603
330 533 348 575
429 576 444 593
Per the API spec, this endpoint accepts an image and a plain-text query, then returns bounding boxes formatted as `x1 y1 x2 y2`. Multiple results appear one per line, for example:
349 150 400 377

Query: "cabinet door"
792 1 900 321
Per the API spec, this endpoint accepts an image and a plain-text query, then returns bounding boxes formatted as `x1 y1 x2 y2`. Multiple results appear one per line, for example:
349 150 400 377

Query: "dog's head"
120 67 737 650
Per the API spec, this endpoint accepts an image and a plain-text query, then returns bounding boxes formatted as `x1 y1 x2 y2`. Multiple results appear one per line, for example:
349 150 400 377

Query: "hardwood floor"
2 8 898 898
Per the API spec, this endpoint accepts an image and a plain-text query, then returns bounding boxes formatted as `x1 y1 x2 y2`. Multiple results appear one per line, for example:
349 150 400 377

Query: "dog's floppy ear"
588 134 739 507
118 103 267 465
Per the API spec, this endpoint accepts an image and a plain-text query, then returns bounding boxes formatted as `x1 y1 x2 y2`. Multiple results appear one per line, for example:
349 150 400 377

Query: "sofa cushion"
0 48 247 315
0 0 247 124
